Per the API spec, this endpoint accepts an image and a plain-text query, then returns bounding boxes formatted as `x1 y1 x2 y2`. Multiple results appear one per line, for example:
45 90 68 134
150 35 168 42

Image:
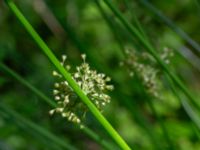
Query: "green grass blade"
195 0 200 19
0 63 56 108
0 104 77 150
82 127 119 150
94 0 125 52
0 63 116 150
122 0 148 40
140 0 200 56
95 2 175 148
4 0 131 149
177 46 200 73
102 0 199 111
166 75 200 131
145 97 175 149
181 98 200 130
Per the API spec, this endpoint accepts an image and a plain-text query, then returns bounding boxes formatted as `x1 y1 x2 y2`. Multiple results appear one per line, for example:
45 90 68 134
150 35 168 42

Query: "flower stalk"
5 0 131 149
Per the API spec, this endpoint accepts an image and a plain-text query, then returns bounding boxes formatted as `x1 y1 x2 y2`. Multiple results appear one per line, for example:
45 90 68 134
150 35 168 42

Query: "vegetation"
0 0 200 149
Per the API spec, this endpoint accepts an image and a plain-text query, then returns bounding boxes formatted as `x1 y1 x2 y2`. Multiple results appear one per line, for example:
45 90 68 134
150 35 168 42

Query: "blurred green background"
1 0 200 149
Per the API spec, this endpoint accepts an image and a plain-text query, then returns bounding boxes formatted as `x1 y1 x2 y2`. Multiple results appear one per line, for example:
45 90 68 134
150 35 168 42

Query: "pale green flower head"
49 54 114 124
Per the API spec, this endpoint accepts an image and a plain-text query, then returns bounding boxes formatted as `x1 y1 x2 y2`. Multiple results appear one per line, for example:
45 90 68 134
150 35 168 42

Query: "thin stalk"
96 1 174 149
5 0 131 149
177 46 200 73
181 98 200 130
139 0 200 56
48 2 161 148
195 0 200 19
122 0 147 40
115 93 162 150
0 62 116 150
0 104 76 150
166 75 200 130
145 97 175 149
0 63 56 108
102 0 199 111
94 0 125 53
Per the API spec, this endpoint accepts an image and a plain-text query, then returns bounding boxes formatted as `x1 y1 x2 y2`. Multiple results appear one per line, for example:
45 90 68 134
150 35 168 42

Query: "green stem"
122 0 147 40
139 0 200 56
0 104 76 150
94 0 125 54
166 75 200 130
0 63 56 108
5 0 131 149
0 62 116 150
96 1 174 148
102 0 199 111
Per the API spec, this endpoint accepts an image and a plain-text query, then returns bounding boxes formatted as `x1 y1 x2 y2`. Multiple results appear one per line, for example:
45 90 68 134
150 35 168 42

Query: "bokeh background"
1 0 200 150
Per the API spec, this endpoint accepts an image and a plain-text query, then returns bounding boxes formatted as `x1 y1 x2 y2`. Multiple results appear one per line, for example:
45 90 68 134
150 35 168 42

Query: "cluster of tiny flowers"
49 54 114 124
160 47 174 64
120 48 173 98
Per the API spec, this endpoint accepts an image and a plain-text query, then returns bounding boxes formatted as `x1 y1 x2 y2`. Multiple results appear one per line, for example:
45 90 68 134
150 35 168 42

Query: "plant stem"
0 104 76 150
166 75 200 130
0 63 56 108
0 62 117 150
139 0 200 56
4 1 131 149
102 0 199 111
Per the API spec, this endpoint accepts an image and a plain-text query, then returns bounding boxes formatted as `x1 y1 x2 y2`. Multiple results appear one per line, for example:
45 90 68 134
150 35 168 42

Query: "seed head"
121 48 173 98
49 54 114 125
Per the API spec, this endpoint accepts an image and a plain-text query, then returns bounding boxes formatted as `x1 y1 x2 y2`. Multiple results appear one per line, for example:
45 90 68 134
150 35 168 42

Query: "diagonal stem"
4 0 131 149
0 62 116 150
102 0 199 111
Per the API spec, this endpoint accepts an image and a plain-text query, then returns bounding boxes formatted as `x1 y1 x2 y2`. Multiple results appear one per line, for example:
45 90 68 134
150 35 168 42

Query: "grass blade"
0 62 117 150
140 0 200 56
0 104 77 150
102 0 199 112
4 0 131 149
95 2 175 148
166 75 200 131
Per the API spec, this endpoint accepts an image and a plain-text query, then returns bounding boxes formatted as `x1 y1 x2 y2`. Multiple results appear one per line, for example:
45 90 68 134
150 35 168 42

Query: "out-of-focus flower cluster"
120 47 173 98
49 54 114 124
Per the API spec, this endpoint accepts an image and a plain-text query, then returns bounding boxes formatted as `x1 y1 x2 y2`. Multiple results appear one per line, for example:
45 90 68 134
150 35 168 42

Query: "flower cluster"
49 54 114 124
121 47 173 98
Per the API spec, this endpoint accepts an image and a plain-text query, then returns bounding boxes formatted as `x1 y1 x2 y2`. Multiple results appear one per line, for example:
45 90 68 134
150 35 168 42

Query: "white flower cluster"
49 54 114 124
121 48 173 98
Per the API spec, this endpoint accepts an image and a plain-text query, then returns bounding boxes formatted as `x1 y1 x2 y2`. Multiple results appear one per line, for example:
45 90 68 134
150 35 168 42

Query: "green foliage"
1 0 200 149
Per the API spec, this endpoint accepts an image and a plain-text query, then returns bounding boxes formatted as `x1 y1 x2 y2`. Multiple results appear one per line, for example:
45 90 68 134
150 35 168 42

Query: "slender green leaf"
4 0 131 149
0 104 77 150
102 0 199 113
0 62 117 150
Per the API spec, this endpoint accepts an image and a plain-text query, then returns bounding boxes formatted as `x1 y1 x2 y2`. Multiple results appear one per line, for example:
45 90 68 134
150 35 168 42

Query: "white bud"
52 71 61 77
81 54 86 60
56 107 64 112
76 118 80 123
65 65 71 70
105 77 111 82
64 81 68 85
106 85 114 90
62 55 67 61
53 90 59 95
49 109 55 115
74 73 80 78
64 96 69 104
54 83 59 88
55 96 60 100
